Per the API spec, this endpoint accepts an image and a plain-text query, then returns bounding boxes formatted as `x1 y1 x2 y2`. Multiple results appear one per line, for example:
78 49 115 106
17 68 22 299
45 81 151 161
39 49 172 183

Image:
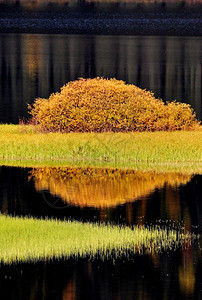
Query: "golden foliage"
31 167 192 208
29 78 200 132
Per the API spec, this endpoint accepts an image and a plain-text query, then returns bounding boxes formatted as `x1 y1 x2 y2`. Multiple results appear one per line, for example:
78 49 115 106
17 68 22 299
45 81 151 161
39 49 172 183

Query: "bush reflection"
31 167 192 208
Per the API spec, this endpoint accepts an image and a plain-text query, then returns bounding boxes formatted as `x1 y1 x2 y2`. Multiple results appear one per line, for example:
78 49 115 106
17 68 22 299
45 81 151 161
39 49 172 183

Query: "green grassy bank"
0 125 202 173
0 215 194 264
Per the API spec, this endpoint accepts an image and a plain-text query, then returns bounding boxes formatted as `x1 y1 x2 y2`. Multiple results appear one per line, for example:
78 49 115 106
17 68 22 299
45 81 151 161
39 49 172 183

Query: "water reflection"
0 166 201 229
1 0 201 5
0 166 201 299
179 248 195 296
0 251 201 300
0 0 201 10
0 34 201 123
31 167 192 208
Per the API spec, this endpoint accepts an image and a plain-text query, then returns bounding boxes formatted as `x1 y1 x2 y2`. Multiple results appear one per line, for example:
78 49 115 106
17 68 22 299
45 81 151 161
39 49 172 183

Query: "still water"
0 0 201 11
1 0 201 9
0 166 202 299
0 34 201 123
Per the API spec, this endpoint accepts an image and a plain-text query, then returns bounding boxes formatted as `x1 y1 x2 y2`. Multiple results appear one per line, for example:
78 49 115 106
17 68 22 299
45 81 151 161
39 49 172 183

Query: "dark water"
0 255 201 300
0 34 201 123
1 0 201 11
1 1 201 36
0 166 202 299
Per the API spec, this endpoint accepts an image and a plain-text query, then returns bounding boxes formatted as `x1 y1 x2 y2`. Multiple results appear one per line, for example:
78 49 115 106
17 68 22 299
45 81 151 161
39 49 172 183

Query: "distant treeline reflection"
1 0 201 6
0 34 201 123
1 0 201 4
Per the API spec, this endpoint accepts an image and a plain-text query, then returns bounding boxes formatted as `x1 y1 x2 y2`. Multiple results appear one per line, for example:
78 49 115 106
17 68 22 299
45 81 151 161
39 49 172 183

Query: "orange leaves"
28 78 200 133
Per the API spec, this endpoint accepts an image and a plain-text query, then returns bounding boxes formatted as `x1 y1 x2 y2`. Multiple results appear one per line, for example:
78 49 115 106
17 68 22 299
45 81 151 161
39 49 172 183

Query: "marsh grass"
0 215 196 264
0 125 201 173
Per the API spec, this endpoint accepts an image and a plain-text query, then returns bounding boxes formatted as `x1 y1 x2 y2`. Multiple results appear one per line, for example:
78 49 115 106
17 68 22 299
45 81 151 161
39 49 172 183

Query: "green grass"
0 124 202 173
0 215 195 264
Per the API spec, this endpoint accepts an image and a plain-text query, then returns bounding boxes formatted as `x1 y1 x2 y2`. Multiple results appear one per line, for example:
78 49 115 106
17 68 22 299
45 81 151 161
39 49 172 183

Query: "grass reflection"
0 215 196 264
31 167 192 208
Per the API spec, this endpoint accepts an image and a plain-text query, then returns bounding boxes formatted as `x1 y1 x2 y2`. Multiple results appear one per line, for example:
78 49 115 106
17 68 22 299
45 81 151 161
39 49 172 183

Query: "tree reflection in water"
0 34 201 123
0 166 201 299
0 250 201 300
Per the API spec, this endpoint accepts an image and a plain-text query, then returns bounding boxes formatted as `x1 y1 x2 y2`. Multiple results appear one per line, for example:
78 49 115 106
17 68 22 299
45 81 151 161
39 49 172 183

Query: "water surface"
0 0 201 12
0 166 202 299
1 166 201 228
0 34 201 123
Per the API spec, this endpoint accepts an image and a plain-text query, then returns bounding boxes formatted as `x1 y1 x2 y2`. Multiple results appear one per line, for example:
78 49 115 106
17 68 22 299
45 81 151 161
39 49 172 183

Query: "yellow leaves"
28 78 200 133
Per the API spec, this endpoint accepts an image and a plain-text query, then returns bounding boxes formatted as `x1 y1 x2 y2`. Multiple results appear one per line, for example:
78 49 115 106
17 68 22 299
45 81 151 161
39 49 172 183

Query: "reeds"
0 215 196 264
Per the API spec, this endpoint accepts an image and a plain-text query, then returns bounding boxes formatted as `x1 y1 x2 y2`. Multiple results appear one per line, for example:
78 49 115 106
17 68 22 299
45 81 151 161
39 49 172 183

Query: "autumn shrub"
28 78 200 132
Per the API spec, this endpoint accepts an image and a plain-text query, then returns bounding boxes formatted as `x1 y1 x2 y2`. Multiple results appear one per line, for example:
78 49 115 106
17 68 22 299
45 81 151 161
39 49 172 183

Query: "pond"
0 34 201 123
0 166 202 299
0 1 201 299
